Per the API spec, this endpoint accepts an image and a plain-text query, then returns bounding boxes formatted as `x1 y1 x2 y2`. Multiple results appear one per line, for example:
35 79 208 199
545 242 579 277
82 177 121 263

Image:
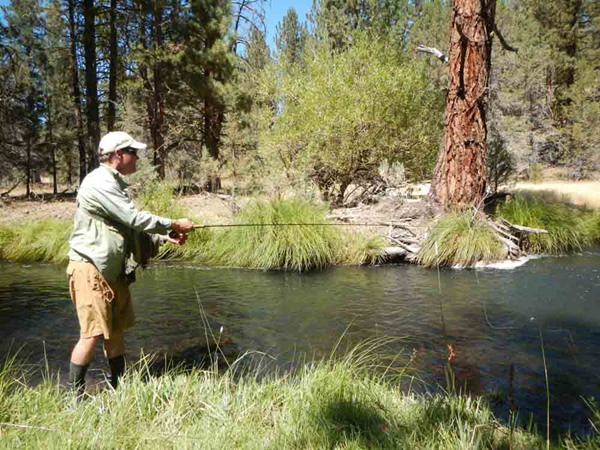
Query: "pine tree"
0 0 47 196
275 8 307 66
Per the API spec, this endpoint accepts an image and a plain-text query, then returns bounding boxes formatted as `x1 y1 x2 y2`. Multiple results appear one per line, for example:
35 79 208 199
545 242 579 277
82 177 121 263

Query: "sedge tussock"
416 211 505 268
497 194 599 254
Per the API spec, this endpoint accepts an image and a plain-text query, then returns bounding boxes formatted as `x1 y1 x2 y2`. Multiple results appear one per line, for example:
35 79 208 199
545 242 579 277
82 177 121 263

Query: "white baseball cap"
98 131 147 155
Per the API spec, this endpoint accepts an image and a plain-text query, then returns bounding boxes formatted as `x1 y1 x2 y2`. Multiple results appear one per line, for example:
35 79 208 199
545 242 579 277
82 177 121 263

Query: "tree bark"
82 0 100 172
429 0 495 207
67 0 87 183
106 0 118 131
25 140 31 197
47 96 57 195
151 4 166 179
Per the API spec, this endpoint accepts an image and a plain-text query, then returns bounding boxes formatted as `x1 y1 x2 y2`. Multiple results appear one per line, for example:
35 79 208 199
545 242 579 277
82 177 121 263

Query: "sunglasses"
120 147 138 156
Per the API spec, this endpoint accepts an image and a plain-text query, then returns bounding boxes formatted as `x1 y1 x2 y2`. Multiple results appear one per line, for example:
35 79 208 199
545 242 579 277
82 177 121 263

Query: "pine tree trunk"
83 0 100 171
47 97 57 195
106 0 118 131
26 140 31 197
67 0 87 183
429 0 495 207
152 5 166 179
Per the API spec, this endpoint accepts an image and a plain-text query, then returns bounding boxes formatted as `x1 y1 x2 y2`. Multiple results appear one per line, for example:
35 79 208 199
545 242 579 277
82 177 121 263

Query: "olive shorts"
66 260 135 339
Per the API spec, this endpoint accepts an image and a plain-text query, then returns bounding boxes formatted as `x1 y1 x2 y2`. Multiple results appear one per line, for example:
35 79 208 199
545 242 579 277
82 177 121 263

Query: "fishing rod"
168 221 407 239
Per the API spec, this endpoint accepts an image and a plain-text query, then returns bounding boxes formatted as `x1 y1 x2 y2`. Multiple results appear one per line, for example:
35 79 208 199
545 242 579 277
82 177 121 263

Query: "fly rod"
168 221 410 239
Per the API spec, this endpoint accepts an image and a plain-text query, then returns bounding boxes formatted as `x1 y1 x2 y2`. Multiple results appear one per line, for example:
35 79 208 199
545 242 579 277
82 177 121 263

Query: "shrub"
266 33 444 202
134 180 188 219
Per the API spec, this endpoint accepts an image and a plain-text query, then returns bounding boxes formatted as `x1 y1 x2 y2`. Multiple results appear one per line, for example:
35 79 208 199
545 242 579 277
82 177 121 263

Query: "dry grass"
514 181 600 208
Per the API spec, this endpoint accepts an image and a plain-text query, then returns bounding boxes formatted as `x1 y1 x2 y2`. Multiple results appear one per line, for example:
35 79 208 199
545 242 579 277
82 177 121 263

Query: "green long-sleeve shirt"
68 165 172 282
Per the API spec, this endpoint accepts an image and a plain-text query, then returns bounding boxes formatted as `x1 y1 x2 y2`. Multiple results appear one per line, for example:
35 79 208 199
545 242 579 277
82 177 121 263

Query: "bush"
266 33 444 202
416 211 505 267
134 179 188 219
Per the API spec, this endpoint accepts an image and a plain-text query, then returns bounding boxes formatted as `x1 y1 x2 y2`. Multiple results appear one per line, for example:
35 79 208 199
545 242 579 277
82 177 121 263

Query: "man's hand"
171 218 194 233
165 232 188 246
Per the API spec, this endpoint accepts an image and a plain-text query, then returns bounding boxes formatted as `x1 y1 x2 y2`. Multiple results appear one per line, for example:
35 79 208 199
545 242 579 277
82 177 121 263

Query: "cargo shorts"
66 260 135 339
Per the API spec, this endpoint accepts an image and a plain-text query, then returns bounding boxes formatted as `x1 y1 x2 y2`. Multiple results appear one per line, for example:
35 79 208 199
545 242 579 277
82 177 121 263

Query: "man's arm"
86 182 193 234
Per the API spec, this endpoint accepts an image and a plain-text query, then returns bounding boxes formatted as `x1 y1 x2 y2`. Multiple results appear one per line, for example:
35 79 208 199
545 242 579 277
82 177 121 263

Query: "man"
66 131 194 395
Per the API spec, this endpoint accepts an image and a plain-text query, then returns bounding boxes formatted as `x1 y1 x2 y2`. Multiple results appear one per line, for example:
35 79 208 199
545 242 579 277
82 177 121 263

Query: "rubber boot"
68 362 88 398
108 355 125 389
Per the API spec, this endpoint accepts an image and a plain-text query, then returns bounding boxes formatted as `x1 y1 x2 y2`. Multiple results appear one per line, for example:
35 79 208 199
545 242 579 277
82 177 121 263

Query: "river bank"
1 180 599 270
0 346 581 449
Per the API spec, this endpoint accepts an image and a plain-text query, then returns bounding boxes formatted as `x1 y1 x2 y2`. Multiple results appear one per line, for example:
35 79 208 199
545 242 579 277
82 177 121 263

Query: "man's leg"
104 334 126 389
69 335 100 395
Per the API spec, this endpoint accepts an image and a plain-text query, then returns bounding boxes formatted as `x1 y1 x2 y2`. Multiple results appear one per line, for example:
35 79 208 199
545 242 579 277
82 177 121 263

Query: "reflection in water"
1 253 599 436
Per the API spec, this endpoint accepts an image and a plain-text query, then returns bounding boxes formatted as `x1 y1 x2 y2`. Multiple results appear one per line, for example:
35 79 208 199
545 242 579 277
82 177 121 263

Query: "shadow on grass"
142 337 240 377
317 396 405 448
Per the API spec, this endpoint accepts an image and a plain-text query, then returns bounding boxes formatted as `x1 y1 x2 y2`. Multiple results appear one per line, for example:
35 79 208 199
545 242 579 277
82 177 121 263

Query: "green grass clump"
0 225 17 258
335 230 388 266
497 194 599 253
0 195 385 270
208 198 341 271
416 211 505 268
0 219 72 263
0 345 548 449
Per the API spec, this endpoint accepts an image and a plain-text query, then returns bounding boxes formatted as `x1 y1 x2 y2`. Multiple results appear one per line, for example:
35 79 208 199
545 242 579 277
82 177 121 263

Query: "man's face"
117 148 139 175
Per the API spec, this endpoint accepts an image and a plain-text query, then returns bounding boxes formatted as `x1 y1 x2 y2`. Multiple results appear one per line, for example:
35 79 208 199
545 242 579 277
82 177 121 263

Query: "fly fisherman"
66 131 194 396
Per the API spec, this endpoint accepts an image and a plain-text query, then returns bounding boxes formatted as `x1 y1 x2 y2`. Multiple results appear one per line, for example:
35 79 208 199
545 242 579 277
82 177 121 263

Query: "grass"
0 219 72 263
334 230 388 266
514 181 600 209
416 211 506 268
0 197 383 270
0 343 550 449
496 194 600 254
207 198 355 271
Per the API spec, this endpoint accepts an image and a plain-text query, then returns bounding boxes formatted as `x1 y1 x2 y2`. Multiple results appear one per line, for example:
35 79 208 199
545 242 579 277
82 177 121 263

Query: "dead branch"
416 45 448 64
498 217 548 234
1 180 20 197
493 25 518 52
389 237 419 254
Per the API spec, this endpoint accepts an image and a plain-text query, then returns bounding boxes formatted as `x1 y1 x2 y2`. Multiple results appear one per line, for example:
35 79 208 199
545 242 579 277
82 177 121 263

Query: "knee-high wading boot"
68 361 89 398
108 355 125 389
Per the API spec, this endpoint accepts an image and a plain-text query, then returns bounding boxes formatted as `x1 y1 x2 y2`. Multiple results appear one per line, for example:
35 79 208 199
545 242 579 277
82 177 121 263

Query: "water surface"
1 254 599 436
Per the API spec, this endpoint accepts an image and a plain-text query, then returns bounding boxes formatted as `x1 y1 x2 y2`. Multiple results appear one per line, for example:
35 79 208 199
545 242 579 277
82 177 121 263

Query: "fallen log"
508 223 548 234
389 237 419 254
498 217 548 234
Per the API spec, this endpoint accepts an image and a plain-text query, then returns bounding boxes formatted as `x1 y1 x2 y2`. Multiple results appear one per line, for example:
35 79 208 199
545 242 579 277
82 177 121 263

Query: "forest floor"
2 179 599 228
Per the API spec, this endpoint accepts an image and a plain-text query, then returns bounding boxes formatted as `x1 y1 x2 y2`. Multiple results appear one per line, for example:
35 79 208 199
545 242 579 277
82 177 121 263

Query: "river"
1 253 599 437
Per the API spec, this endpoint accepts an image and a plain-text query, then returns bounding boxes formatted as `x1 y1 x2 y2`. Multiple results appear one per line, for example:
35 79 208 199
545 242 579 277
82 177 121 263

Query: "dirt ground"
1 179 598 228
0 190 239 225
